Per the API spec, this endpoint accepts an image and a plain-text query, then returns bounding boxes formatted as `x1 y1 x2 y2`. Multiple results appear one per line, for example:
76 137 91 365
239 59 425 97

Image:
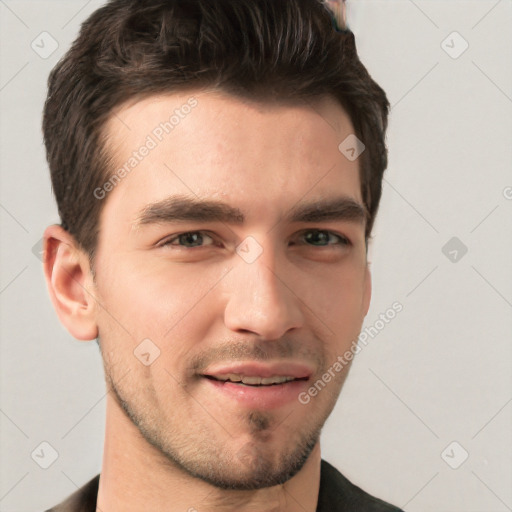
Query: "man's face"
92 90 371 489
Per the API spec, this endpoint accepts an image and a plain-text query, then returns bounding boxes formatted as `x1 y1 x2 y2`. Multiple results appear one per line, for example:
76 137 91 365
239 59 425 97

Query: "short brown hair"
43 0 389 267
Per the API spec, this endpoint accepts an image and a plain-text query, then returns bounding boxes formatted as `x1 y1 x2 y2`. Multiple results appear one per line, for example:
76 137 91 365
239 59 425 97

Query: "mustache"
188 338 325 374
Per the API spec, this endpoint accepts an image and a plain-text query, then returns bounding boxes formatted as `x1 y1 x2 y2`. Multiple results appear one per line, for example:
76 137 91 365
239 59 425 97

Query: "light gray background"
1 1 511 510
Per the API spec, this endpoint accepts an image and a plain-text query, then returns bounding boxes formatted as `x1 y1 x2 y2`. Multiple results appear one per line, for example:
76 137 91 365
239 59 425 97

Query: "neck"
96 394 322 512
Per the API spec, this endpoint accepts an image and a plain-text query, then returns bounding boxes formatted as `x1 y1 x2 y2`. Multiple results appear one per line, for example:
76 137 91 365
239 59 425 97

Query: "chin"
177 429 320 491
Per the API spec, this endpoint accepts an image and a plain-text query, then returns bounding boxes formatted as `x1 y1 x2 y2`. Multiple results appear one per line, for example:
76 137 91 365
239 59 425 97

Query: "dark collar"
47 460 403 512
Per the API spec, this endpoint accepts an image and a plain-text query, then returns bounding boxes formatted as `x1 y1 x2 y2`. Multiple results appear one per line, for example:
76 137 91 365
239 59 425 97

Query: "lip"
203 376 310 410
202 361 313 380
200 361 313 410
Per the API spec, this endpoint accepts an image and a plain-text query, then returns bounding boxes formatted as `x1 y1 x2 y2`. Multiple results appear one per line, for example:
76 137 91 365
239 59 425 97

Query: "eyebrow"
133 194 367 228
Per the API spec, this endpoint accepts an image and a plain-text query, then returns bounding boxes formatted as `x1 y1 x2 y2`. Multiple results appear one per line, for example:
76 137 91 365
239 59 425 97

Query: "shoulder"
44 474 99 512
317 459 404 512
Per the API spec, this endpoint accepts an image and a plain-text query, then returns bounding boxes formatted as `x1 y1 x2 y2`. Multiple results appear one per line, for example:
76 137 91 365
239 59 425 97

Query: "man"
41 0 401 510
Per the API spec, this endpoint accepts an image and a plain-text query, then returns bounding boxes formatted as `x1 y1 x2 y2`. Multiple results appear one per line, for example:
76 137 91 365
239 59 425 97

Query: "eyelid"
158 230 216 247
157 228 352 249
295 229 351 247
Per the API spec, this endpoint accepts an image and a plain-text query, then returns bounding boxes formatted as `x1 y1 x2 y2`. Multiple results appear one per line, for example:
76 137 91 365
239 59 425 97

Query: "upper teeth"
213 374 296 385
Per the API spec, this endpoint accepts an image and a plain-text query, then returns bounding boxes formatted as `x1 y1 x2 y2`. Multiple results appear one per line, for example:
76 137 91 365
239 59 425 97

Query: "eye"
159 231 216 249
296 229 350 247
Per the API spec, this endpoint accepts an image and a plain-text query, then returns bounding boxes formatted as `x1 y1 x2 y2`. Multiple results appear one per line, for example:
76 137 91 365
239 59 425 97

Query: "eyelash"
158 230 351 249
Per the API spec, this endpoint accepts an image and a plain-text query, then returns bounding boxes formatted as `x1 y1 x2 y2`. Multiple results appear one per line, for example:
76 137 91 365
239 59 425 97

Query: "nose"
223 241 304 340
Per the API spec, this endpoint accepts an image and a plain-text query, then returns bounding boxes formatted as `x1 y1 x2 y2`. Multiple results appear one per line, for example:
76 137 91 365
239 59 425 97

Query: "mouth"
203 374 309 387
200 362 313 409
201 361 313 385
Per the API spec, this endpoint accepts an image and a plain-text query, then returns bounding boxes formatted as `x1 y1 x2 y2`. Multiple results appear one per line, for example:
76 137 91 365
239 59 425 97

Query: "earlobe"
42 225 99 341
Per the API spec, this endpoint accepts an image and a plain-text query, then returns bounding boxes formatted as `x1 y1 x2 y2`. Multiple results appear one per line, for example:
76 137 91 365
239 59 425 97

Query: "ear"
362 263 372 317
42 225 99 341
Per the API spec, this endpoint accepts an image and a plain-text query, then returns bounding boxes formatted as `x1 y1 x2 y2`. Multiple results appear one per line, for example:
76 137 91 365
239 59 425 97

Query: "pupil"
306 231 328 246
181 232 201 247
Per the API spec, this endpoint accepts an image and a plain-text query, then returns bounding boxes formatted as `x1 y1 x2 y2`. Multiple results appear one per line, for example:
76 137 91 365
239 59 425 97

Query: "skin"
43 90 371 511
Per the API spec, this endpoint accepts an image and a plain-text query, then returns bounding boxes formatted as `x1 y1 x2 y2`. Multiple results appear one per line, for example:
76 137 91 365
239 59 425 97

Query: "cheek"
296 265 368 361
297 262 367 318
95 257 227 343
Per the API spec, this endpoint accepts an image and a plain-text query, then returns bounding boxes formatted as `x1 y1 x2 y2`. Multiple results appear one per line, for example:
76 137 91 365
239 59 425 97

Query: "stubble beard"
103 362 345 490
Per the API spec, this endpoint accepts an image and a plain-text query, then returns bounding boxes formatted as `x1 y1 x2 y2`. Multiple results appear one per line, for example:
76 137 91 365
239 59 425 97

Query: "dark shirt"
46 459 403 511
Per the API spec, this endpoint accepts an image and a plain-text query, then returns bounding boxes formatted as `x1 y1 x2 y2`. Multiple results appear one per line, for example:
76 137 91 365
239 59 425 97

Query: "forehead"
104 90 355 162
99 90 362 234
